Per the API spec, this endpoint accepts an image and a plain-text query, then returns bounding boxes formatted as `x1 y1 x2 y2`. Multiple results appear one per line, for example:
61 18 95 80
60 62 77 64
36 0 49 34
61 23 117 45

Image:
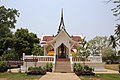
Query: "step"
56 62 70 64
56 59 70 61
55 60 71 73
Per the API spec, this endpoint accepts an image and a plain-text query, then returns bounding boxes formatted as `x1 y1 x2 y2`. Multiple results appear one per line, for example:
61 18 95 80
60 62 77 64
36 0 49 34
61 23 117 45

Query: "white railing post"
100 54 102 62
52 54 56 72
70 54 73 72
23 53 25 60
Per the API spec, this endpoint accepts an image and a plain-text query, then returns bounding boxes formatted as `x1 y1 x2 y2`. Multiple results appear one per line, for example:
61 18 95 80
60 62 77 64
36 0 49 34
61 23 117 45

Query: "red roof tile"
72 36 81 42
42 36 53 41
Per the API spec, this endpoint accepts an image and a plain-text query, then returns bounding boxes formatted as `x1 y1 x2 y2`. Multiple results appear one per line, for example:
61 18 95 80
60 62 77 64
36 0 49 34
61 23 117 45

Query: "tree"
88 36 110 55
101 47 115 62
109 25 120 55
107 0 120 20
111 0 120 20
109 35 119 49
0 6 19 37
0 6 19 55
32 43 44 56
107 0 120 55
77 38 90 66
14 28 39 59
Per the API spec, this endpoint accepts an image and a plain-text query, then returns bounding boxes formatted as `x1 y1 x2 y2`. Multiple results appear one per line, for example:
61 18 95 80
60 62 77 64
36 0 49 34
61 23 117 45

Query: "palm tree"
109 24 120 56
115 24 120 41
109 35 119 55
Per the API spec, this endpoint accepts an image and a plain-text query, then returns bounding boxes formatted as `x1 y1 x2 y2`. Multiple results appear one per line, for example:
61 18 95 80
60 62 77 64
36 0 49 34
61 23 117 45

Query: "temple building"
22 9 105 73
40 9 82 58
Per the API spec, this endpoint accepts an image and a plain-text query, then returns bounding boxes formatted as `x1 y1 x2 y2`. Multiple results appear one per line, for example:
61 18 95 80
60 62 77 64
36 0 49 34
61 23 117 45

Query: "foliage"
105 54 120 64
0 6 40 60
73 63 94 72
109 1 120 55
0 6 19 56
73 63 95 76
27 66 46 75
2 49 19 60
109 25 120 53
73 63 83 72
77 38 90 66
45 62 53 72
14 28 39 59
84 65 94 72
88 36 110 55
109 35 119 51
111 0 120 20
101 47 115 62
32 44 44 56
0 6 19 38
0 61 8 72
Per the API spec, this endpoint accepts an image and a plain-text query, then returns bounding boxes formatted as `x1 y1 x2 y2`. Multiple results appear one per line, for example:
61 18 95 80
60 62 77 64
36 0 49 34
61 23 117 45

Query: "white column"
53 47 56 72
44 46 46 56
54 47 56 57
69 47 71 58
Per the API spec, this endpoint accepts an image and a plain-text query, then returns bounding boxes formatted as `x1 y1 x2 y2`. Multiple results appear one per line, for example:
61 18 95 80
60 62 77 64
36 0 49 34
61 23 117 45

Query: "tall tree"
32 43 44 56
111 0 120 20
0 6 19 55
88 36 110 55
77 38 90 66
108 0 120 55
14 28 39 59
0 6 19 37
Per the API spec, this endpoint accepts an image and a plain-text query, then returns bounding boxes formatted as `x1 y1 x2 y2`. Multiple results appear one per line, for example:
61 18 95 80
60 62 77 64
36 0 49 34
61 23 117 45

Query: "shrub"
73 63 95 76
74 63 83 72
45 63 53 72
0 61 8 72
2 50 19 60
84 65 94 72
27 66 46 75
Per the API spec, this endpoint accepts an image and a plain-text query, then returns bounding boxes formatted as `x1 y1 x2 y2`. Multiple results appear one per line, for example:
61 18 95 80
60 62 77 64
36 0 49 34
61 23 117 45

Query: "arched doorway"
57 43 68 58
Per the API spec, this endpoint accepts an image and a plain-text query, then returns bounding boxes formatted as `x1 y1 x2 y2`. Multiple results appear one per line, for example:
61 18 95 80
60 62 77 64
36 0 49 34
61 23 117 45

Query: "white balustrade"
23 53 54 62
72 55 102 63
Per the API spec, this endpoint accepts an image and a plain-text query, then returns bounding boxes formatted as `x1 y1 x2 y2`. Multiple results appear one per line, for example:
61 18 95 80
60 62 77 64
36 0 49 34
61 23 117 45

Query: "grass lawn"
0 73 42 80
80 74 120 80
105 64 119 71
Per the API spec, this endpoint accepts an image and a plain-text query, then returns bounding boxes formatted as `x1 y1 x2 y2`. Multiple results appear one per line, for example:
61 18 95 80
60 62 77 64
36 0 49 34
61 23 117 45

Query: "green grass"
0 73 42 80
105 64 119 71
80 74 120 80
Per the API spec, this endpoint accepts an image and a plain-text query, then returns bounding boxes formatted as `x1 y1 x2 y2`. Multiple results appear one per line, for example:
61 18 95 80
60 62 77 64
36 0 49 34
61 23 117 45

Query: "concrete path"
39 72 81 80
94 69 119 74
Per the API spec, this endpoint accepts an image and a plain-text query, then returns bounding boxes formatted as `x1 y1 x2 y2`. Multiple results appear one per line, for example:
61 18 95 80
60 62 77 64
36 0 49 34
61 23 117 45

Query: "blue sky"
0 0 117 40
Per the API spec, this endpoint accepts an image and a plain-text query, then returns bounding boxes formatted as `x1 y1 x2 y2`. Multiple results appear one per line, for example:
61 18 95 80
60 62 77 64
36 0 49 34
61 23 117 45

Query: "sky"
0 0 118 41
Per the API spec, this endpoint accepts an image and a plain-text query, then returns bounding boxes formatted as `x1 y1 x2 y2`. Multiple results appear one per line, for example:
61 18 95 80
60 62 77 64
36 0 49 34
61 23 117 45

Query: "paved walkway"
94 69 119 74
39 72 81 80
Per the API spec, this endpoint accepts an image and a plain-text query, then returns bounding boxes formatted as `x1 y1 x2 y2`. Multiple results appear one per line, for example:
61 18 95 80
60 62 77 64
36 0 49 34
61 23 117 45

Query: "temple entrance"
57 43 68 59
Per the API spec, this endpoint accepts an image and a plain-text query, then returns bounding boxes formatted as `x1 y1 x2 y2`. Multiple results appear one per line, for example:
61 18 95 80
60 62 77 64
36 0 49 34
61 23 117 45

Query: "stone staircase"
55 59 71 73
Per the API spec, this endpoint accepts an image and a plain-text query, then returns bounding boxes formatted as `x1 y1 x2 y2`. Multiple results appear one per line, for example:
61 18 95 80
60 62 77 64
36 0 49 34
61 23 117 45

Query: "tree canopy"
0 6 40 59
0 6 19 38
88 36 110 55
